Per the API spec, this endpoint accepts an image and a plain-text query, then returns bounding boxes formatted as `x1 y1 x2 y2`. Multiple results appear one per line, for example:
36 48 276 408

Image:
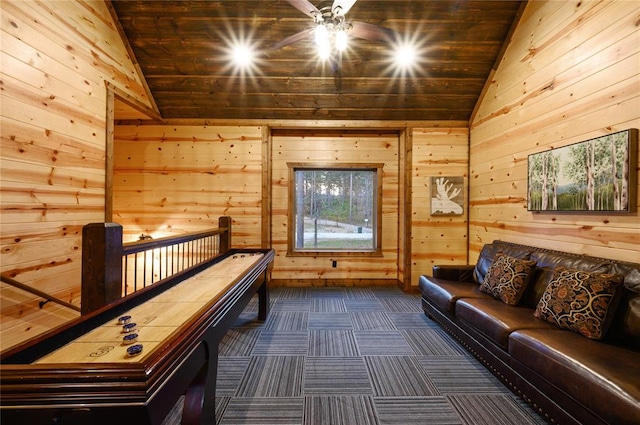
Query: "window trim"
286 162 384 257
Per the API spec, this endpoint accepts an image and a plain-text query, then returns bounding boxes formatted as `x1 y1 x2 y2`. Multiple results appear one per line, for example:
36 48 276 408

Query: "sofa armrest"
432 264 476 283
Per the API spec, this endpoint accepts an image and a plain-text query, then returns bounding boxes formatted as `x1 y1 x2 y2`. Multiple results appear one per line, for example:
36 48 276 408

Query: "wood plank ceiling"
109 0 525 121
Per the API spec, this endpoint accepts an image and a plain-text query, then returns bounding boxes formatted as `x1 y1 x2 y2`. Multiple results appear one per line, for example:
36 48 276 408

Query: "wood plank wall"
113 125 263 247
411 127 469 287
469 0 640 263
270 130 401 285
0 0 152 351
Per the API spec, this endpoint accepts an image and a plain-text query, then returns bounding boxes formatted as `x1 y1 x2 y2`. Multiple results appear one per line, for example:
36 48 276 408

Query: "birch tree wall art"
527 129 638 212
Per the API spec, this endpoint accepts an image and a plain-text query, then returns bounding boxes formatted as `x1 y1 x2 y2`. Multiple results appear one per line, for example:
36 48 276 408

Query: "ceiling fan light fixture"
317 41 331 59
314 24 329 45
335 29 348 51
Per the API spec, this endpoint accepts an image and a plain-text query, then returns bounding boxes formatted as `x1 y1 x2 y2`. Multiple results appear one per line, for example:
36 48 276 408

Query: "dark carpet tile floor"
162 286 548 425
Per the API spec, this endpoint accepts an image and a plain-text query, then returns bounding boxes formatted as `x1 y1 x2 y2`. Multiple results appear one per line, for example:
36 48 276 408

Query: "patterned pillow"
479 253 537 305
534 267 623 340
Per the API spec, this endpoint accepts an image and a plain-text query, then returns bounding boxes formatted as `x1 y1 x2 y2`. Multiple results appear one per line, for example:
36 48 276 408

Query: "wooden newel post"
81 223 123 315
219 216 232 253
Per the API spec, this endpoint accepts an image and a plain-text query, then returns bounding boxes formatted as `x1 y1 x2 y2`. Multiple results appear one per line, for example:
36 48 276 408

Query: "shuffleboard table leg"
258 273 270 321
182 346 218 425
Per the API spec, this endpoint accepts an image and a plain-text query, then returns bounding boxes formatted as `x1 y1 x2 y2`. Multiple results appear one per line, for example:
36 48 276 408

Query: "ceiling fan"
272 0 399 87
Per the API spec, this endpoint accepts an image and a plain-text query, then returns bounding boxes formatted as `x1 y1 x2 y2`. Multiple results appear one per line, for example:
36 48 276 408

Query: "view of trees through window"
293 168 377 251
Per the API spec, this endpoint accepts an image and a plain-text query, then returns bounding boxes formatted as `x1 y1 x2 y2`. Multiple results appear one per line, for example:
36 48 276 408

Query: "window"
288 163 383 256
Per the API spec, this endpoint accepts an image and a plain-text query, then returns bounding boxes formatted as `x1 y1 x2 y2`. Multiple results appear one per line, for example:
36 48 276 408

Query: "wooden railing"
0 275 81 313
81 216 231 315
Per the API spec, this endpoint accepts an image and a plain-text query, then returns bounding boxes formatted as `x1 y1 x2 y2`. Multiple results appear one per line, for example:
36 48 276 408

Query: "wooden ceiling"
109 0 525 122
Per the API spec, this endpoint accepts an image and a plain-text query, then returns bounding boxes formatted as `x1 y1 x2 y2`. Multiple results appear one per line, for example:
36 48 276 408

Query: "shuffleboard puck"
122 322 137 333
118 315 131 325
122 333 138 345
126 344 143 357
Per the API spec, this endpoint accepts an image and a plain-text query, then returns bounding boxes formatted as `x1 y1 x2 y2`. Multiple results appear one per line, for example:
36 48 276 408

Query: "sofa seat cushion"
510 328 640 425
455 298 556 350
419 275 493 314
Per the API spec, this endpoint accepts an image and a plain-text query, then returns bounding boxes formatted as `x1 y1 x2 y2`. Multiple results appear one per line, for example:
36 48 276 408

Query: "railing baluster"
123 255 129 296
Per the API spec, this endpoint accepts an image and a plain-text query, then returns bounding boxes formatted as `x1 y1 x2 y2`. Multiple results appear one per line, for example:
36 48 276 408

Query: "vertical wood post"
81 223 123 315
218 216 232 253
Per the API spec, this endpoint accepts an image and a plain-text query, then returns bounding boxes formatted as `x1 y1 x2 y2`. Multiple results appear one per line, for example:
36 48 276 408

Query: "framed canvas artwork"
431 176 464 216
527 129 638 212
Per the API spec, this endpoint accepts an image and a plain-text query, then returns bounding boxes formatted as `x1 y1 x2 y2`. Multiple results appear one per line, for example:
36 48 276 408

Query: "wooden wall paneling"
411 127 469 288
4 1 150 103
469 0 640 264
112 125 263 247
1 0 153 351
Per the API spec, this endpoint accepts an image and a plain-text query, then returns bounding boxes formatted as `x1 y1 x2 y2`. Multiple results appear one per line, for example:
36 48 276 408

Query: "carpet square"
308 287 346 298
354 330 415 355
219 328 261 356
403 329 467 356
387 312 434 329
270 287 309 299
447 394 548 425
344 299 385 312
310 298 347 312
365 356 440 396
308 312 352 329
217 357 250 395
304 395 379 425
252 331 309 355
264 312 308 331
418 357 506 394
374 396 462 425
304 357 373 395
231 311 265 329
308 330 360 356
343 287 377 299
272 299 311 312
220 397 303 425
370 287 407 298
236 356 304 397
350 312 396 330
379 297 423 312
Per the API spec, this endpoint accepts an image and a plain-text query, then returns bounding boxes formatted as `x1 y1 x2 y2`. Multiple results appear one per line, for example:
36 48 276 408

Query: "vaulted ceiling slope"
110 0 525 122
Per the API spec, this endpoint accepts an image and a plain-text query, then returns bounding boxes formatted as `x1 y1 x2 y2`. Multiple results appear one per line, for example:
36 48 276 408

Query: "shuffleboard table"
1 248 275 425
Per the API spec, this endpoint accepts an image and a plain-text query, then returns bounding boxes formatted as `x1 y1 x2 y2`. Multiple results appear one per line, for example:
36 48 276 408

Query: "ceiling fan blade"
350 21 399 44
271 28 313 50
286 0 321 18
332 0 357 16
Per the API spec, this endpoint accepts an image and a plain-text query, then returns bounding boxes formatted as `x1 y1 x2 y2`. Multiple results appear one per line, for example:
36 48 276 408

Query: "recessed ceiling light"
395 44 417 68
231 43 255 67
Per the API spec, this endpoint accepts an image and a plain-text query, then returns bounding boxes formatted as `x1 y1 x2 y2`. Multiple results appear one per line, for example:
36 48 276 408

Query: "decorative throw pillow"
534 267 623 340
479 253 537 305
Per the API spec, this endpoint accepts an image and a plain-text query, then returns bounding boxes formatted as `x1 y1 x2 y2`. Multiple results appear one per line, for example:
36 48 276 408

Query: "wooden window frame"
287 162 384 257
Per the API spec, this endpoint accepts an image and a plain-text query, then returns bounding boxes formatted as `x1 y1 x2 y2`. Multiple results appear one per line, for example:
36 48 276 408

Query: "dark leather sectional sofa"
419 240 640 425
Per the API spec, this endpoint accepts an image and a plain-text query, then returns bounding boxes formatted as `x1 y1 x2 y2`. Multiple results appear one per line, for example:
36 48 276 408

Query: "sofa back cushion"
473 241 533 284
522 250 613 309
608 262 640 348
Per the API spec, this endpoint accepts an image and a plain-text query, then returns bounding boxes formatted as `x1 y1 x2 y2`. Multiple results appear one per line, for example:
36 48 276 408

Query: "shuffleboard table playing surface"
35 253 264 365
